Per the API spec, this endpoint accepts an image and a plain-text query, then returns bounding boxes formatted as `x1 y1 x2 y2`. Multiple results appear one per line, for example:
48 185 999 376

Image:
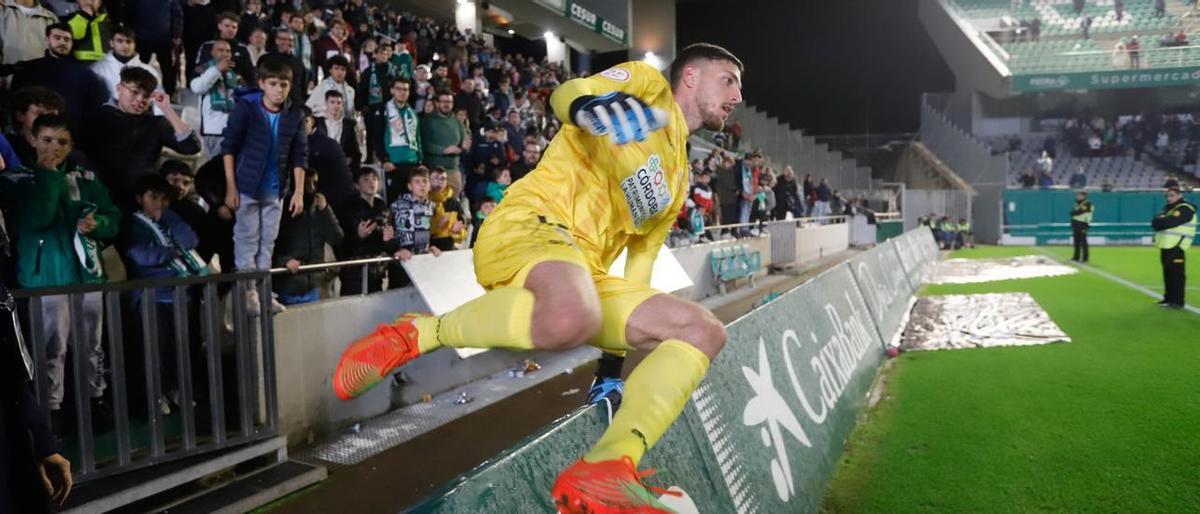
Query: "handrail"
12 211 899 297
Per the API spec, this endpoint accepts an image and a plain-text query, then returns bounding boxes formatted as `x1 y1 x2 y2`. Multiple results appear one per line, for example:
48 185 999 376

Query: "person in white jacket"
92 26 161 99
305 54 354 119
189 39 245 157
92 25 164 115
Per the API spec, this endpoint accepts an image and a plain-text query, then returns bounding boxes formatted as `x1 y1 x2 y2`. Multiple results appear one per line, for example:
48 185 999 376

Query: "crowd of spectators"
0 0 574 423
674 145 870 244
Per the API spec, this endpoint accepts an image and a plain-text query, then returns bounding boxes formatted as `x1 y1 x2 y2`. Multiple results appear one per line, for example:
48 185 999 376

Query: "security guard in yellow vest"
958 218 974 248
1071 191 1094 262
63 1 111 62
1151 187 1196 308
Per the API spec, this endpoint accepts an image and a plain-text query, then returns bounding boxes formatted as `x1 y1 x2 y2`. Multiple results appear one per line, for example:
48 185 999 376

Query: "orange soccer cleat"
551 456 680 514
332 313 428 400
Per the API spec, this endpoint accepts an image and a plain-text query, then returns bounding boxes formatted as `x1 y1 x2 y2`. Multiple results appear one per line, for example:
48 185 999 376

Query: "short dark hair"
430 166 447 176
111 23 137 41
159 160 193 178
324 89 344 100
257 57 293 82
669 43 743 88
327 55 350 71
354 167 378 180
479 195 497 205
1167 186 1182 195
120 66 159 95
377 39 394 50
133 174 174 198
216 12 241 25
46 22 71 38
32 114 70 137
11 86 65 120
408 166 430 183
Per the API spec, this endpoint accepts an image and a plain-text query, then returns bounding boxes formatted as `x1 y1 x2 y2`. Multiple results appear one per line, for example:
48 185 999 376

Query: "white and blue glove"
570 92 669 145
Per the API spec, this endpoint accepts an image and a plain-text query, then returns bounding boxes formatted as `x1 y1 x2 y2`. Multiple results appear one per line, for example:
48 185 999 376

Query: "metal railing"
11 271 279 483
1008 43 1200 73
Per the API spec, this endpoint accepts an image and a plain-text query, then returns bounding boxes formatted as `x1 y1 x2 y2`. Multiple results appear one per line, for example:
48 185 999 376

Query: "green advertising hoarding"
406 228 940 514
533 0 628 45
1013 66 1200 93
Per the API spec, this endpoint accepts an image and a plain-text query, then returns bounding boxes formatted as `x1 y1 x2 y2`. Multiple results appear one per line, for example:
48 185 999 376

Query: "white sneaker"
270 294 286 314
245 288 262 317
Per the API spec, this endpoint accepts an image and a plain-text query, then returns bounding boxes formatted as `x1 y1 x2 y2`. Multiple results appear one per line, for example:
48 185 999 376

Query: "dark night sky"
676 0 956 135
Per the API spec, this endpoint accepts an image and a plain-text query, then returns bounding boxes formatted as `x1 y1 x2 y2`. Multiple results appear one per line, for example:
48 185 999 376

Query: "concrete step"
66 435 288 514
165 460 327 514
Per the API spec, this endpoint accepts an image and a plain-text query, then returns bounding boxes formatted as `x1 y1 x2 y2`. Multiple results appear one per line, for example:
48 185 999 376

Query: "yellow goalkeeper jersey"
496 61 689 282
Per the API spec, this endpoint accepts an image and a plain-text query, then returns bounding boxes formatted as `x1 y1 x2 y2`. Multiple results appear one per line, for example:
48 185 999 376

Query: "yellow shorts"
473 210 661 351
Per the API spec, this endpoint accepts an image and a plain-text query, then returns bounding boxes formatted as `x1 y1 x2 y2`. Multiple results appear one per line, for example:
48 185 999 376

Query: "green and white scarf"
132 212 210 277
64 169 104 282
208 60 241 113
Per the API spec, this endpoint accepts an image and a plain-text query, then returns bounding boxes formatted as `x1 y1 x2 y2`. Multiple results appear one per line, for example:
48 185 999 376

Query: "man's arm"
1153 204 1195 230
624 214 673 286
549 61 668 128
81 178 121 240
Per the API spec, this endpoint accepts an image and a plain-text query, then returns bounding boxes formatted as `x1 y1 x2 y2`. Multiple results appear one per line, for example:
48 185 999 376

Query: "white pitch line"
1035 249 1200 316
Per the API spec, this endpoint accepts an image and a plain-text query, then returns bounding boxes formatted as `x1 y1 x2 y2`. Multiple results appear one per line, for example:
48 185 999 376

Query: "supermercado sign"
1013 67 1200 93
408 229 939 514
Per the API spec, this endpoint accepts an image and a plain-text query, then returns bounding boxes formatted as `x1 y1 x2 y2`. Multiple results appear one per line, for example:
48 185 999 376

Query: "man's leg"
333 214 602 399
554 285 724 511
584 293 724 465
1081 226 1089 261
1072 224 1082 260
233 195 263 272
41 295 70 411
1165 247 1186 306
256 197 284 271
82 292 106 399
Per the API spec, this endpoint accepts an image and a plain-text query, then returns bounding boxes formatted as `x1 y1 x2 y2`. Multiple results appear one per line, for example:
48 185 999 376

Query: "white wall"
796 223 850 262
455 1 480 36
546 35 569 68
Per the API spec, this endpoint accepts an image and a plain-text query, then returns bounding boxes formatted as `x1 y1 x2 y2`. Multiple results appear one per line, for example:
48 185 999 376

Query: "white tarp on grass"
901 293 1071 351
926 255 1077 285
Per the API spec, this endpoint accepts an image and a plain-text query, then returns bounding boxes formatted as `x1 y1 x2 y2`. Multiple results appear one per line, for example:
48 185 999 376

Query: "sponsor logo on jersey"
599 66 631 82
620 154 671 228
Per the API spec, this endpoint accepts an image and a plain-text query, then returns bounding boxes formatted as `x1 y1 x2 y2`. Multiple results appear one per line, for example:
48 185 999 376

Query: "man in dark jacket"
191 11 255 83
1152 187 1196 309
357 39 400 110
262 28 307 107
0 282 72 513
181 0 215 78
313 90 361 171
8 23 109 134
305 107 356 209
129 0 183 94
81 67 201 210
337 167 395 295
272 169 343 305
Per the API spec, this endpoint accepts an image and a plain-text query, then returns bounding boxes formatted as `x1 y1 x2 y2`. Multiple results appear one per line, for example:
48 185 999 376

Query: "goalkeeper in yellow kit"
332 43 743 513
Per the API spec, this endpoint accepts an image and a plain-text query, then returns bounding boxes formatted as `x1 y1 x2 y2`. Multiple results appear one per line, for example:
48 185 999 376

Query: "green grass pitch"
822 246 1200 513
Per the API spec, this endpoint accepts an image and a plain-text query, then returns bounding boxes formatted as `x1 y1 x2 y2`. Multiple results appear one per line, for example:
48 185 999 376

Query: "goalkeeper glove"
570 92 668 145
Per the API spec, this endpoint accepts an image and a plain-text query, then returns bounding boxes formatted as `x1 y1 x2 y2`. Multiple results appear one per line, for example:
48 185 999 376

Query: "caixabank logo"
690 265 885 513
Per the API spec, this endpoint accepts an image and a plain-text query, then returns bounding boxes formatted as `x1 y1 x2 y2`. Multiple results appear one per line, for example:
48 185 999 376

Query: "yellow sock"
584 339 710 465
413 287 536 353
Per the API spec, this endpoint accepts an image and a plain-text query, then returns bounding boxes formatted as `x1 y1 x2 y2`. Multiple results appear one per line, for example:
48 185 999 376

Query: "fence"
12 271 279 484
10 251 413 486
